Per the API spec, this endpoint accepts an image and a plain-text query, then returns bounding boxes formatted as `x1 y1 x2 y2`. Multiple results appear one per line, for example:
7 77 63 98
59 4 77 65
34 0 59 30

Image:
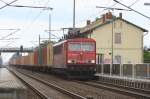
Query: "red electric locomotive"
52 38 96 78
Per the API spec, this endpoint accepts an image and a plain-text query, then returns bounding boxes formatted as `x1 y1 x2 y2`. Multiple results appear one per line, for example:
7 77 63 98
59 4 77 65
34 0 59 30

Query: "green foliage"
144 51 150 63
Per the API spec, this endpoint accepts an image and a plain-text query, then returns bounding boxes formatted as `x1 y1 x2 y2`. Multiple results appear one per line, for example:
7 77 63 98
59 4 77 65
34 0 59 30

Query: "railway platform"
95 73 150 91
95 73 150 82
0 68 27 99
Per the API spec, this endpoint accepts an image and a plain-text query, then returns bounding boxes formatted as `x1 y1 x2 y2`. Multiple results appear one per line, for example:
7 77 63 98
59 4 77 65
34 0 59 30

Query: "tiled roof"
80 17 148 33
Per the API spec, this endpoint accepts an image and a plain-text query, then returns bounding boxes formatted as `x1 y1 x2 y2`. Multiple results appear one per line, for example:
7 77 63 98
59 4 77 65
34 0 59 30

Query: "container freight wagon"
32 42 53 66
9 42 53 66
28 53 34 66
47 42 53 66
9 38 96 78
34 48 38 65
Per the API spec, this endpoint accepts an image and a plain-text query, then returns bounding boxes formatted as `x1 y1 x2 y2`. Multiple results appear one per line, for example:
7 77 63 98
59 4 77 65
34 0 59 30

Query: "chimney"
86 20 91 25
119 13 122 19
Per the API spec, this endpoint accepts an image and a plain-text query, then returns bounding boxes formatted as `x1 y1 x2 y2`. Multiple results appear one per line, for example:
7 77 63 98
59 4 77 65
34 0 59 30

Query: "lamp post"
49 11 51 41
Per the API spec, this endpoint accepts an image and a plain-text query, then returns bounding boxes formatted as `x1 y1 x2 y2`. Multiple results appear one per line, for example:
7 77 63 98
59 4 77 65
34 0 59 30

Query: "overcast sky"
0 0 150 62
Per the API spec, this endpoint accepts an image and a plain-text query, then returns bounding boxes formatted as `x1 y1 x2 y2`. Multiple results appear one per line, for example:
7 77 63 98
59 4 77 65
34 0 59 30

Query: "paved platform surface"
0 68 26 90
0 68 27 99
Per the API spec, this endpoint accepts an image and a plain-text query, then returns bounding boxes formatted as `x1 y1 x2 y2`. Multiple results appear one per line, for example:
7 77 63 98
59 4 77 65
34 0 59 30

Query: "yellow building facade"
80 13 148 64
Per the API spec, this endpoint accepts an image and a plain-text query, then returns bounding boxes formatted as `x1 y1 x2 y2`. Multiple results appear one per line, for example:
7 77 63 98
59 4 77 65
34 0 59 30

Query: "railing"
96 64 150 79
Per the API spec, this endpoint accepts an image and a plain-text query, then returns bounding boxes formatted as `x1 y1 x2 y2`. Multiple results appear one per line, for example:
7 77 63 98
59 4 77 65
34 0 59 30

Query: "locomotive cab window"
68 42 95 51
82 42 95 51
68 43 81 51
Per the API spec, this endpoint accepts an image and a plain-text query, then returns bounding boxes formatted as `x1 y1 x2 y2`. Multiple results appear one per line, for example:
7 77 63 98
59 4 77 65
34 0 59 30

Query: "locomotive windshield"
68 42 95 51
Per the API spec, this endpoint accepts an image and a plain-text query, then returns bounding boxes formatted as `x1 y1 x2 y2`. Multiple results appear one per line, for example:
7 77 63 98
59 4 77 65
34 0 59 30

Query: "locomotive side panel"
53 43 67 68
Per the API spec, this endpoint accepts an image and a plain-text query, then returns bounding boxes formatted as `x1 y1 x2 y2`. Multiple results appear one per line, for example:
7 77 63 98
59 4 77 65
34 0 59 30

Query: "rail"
9 68 48 99
75 79 150 98
9 68 87 99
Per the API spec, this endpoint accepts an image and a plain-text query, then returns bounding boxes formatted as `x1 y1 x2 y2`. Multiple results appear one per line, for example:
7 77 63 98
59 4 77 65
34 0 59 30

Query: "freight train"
9 38 96 78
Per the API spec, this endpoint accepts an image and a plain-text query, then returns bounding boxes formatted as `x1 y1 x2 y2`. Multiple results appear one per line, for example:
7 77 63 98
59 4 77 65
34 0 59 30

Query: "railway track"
75 80 150 99
8 68 87 99
10 67 137 99
9 67 150 99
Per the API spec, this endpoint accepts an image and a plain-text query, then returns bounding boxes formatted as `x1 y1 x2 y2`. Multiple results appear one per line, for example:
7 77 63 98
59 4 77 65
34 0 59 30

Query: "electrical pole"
111 9 114 76
39 35 40 48
73 0 75 29
49 12 51 41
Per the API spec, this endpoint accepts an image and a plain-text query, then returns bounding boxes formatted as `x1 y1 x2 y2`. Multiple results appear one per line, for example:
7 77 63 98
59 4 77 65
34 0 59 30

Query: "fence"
96 64 150 79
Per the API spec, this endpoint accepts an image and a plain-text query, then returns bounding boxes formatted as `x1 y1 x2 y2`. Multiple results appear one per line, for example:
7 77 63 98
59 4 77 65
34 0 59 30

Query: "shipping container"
47 42 53 66
34 49 38 65
16 57 20 65
20 56 25 65
11 59 16 65
29 53 34 65
24 56 29 65
42 47 47 65
38 47 42 65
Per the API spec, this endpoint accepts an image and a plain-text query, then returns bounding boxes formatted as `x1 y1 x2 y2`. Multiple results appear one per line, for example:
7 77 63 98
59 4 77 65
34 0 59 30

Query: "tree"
144 50 150 63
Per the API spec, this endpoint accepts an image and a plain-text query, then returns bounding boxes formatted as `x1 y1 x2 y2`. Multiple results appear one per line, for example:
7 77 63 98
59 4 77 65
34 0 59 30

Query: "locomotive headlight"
68 60 71 63
91 60 95 63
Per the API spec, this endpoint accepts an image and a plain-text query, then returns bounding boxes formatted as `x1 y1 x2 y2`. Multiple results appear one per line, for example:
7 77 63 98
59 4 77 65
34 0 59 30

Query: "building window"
115 33 121 44
115 55 121 64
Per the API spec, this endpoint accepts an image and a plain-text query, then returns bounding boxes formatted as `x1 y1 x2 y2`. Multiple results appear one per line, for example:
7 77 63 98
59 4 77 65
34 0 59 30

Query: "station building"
77 12 148 64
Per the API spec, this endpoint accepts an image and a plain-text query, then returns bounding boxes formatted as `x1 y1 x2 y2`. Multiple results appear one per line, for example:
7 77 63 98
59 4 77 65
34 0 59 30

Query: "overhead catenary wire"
114 0 150 20
0 29 20 40
45 30 62 39
76 0 123 26
0 0 18 10
76 0 140 26
2 0 52 46
0 0 52 10
0 0 51 47
96 6 131 11
128 0 140 7
0 38 20 40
